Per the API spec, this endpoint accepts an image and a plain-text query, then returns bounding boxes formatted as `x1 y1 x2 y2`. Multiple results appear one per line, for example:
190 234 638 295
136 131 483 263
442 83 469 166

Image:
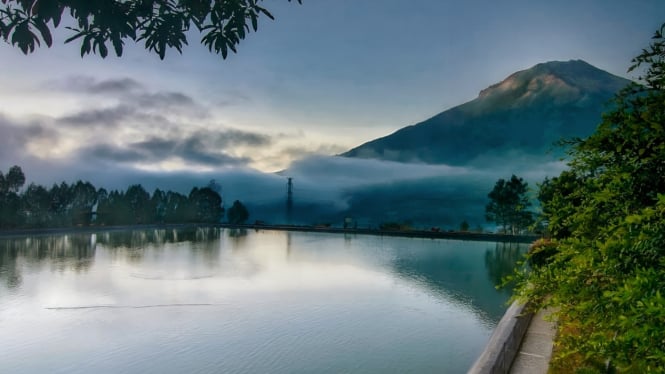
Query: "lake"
0 228 526 373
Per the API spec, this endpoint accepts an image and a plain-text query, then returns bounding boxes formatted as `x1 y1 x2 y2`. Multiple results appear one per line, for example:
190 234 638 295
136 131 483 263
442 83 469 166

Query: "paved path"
509 307 557 374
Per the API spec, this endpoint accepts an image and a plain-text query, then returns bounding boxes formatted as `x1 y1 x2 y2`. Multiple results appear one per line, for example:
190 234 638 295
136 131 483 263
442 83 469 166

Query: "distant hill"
342 60 631 165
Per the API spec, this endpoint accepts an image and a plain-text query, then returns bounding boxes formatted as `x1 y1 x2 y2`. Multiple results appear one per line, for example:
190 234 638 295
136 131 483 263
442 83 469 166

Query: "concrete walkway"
509 307 557 373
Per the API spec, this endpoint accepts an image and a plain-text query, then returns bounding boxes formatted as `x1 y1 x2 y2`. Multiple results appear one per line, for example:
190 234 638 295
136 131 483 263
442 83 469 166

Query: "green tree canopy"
0 165 25 227
188 186 223 223
485 175 533 234
0 0 301 59
227 199 249 224
516 23 665 372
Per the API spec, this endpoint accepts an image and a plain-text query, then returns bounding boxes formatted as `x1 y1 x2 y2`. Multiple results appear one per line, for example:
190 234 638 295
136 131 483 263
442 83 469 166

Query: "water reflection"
0 229 527 374
485 242 527 291
0 234 97 289
96 227 221 249
390 239 527 322
0 228 223 289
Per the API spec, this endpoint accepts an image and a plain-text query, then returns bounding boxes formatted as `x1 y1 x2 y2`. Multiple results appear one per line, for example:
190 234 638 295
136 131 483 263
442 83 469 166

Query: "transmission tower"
286 177 293 223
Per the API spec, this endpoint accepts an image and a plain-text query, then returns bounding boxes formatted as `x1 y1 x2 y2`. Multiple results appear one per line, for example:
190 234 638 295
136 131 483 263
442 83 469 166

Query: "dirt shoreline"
0 223 538 243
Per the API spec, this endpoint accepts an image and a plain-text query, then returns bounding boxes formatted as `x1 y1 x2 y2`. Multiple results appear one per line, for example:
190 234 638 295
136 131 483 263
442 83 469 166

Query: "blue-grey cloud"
134 92 195 108
135 130 268 165
279 144 349 159
84 78 143 94
208 129 271 148
216 89 252 107
85 144 146 163
0 115 58 158
48 76 143 95
57 105 135 127
81 140 249 167
79 128 272 167
50 75 202 128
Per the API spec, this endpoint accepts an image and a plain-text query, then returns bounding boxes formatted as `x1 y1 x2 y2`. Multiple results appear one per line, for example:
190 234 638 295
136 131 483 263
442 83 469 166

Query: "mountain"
341 60 632 165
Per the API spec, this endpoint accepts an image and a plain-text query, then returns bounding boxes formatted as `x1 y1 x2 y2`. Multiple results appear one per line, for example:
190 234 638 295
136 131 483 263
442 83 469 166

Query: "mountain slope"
342 60 631 165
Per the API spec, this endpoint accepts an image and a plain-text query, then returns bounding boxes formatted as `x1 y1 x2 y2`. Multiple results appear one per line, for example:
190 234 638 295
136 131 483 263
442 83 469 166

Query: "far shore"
0 223 539 243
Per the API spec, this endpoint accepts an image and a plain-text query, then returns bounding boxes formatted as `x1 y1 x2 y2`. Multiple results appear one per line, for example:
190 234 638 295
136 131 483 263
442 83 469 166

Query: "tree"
21 182 50 227
188 187 223 223
125 184 151 224
0 165 25 228
70 180 97 225
163 190 188 223
0 0 301 59
227 200 249 224
485 175 533 234
151 188 166 223
4 165 25 193
514 23 665 372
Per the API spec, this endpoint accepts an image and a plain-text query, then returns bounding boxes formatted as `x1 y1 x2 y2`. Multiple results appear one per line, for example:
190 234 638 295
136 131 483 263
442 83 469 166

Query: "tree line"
0 166 253 229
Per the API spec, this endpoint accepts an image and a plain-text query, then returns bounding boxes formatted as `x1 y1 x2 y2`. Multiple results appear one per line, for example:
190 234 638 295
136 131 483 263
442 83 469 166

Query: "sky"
0 0 663 192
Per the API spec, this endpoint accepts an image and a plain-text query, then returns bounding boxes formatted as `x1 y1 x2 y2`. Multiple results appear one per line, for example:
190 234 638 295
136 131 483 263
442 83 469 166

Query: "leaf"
111 36 123 56
97 39 108 58
31 18 51 47
11 21 38 54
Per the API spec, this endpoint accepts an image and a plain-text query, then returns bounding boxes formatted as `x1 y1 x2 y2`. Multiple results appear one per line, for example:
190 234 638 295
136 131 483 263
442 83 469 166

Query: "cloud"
84 144 146 163
54 75 197 109
47 76 143 95
84 78 144 94
285 155 470 187
78 128 271 168
177 137 250 166
217 89 252 107
133 91 196 109
0 114 60 159
208 129 272 148
280 143 348 159
57 105 135 128
81 139 250 167
50 75 204 128
132 129 271 164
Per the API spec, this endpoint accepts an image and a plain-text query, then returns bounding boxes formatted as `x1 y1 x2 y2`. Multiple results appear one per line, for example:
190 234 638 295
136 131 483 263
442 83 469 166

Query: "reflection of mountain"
391 242 527 322
343 60 631 166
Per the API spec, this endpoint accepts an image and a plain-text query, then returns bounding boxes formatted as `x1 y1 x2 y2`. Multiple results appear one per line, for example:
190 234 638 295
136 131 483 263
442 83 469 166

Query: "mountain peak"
478 60 623 100
342 60 632 165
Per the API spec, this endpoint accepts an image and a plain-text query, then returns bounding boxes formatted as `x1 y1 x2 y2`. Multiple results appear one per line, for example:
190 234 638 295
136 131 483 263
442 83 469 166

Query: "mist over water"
0 228 526 373
5 150 564 228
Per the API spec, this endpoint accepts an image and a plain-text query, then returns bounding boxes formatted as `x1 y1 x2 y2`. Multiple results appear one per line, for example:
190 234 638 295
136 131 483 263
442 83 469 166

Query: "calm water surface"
0 228 526 373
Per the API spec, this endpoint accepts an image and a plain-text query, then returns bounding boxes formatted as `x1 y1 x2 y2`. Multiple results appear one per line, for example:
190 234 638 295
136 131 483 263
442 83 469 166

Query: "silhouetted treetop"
0 0 302 59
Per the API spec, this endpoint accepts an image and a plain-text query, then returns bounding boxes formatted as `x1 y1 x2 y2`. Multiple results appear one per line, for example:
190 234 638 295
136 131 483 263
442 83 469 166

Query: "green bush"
514 23 665 373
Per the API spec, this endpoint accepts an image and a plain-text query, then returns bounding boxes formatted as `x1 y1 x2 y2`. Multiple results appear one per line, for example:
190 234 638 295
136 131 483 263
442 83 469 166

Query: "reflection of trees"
392 248 509 322
484 242 527 292
391 242 527 323
228 228 248 238
0 234 97 289
97 228 222 262
0 228 224 289
97 228 221 249
0 244 22 289
228 228 248 252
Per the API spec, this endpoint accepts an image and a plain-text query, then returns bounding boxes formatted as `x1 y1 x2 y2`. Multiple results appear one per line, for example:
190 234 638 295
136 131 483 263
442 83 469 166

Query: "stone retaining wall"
468 301 533 374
